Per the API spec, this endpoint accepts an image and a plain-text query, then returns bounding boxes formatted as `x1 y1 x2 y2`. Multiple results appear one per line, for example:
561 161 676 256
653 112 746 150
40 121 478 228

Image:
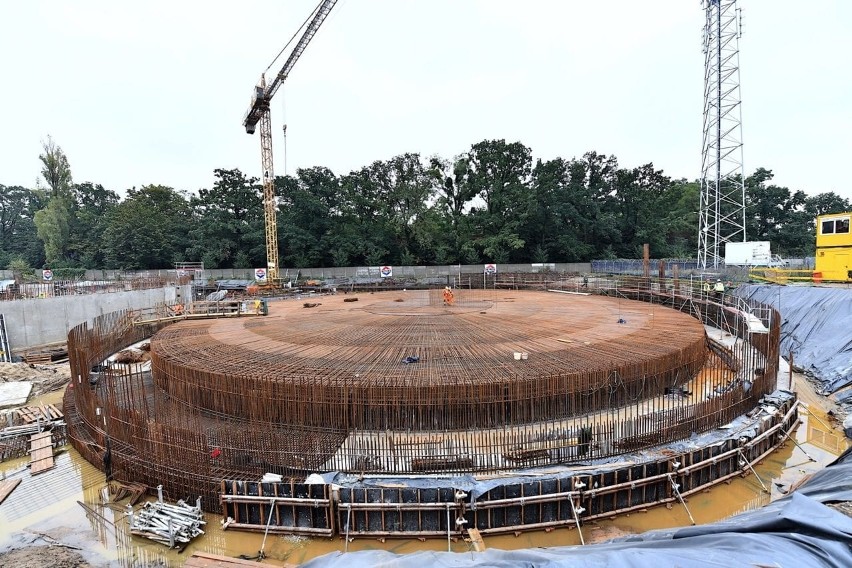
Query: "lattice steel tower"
698 0 746 269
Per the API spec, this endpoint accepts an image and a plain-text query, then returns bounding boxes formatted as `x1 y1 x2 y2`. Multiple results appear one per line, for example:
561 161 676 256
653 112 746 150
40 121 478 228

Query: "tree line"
1 137 848 273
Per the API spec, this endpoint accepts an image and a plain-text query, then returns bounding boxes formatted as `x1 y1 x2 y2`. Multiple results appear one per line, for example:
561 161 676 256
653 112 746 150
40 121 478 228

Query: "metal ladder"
0 314 11 362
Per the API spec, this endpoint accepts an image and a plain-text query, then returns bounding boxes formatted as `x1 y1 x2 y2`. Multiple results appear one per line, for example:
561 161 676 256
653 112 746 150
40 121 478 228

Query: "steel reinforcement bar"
64 277 781 511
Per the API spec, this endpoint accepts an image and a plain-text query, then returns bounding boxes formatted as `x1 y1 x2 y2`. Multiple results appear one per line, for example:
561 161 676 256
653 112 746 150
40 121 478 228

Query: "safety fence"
0 278 170 302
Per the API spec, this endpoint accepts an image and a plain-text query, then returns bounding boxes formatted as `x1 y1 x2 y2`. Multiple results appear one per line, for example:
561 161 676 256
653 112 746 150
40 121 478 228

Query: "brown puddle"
1 382 848 567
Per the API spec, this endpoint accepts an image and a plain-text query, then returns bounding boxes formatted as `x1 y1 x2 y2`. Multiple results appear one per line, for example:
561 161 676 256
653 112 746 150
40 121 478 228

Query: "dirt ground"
0 546 92 568
0 362 71 397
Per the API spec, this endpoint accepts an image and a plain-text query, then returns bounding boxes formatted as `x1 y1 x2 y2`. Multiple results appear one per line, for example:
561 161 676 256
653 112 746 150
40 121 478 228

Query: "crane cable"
265 0 325 74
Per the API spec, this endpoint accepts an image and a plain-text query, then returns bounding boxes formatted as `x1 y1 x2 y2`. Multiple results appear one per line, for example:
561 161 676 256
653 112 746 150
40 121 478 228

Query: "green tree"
0 185 44 268
34 198 72 265
744 168 807 255
278 167 343 268
33 137 74 264
804 192 850 218
7 257 35 282
463 140 532 262
67 182 120 267
38 136 72 198
610 163 687 258
571 152 621 259
659 179 700 258
187 169 264 269
425 156 479 264
102 185 191 269
336 165 397 266
362 154 434 264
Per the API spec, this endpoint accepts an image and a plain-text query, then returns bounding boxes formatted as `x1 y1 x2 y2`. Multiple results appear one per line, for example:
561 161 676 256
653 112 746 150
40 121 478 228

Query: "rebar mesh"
65 278 780 511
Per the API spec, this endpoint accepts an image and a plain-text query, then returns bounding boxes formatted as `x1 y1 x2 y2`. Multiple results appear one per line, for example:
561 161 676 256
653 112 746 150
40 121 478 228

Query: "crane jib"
242 0 337 134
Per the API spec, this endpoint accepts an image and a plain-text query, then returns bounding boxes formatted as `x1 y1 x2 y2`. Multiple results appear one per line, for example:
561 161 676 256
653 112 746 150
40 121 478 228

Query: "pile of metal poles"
128 485 205 548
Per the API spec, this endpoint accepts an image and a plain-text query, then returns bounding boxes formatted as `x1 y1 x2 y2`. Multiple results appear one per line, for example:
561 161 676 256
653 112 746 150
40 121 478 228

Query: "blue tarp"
303 449 852 568
734 285 852 393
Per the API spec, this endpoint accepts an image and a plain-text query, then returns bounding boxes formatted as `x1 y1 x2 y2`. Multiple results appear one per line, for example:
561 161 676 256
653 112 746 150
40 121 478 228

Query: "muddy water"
1 385 847 567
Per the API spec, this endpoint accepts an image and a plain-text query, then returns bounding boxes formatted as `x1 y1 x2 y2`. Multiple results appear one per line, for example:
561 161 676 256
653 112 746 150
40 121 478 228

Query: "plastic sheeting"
303 449 852 568
734 284 852 393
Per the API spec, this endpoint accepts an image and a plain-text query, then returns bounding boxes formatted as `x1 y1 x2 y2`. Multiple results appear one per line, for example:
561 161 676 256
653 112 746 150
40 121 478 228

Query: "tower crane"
243 0 338 285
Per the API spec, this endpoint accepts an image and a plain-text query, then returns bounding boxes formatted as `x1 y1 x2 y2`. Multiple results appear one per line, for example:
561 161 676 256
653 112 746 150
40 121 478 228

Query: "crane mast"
243 0 338 284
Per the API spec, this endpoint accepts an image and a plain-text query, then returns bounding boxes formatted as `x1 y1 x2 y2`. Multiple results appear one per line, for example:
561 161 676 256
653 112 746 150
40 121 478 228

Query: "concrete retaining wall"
1 285 190 352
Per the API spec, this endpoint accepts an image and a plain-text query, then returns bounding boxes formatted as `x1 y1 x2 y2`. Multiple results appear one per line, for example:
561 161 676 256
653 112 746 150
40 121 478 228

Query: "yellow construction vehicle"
814 211 852 282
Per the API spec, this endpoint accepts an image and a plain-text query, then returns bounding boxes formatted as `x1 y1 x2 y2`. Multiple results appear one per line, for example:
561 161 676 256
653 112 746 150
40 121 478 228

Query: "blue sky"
1 1 850 201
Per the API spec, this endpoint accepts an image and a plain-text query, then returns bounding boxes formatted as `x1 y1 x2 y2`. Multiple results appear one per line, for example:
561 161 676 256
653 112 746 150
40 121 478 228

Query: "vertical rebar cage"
65 278 780 511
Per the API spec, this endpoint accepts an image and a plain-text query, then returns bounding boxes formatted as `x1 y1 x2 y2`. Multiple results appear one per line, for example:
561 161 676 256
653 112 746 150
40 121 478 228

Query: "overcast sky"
1 1 850 202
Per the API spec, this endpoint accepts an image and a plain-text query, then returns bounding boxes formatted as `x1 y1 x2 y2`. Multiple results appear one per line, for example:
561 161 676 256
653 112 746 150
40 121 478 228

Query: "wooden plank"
467 527 486 551
0 479 22 505
29 432 54 475
16 407 37 423
184 551 289 568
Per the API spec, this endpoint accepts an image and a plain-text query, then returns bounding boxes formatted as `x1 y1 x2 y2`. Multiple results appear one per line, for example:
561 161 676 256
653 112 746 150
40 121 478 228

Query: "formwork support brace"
778 429 816 462
666 473 696 525
446 503 452 552
568 497 586 545
737 449 769 492
796 401 831 431
259 498 276 560
342 503 351 552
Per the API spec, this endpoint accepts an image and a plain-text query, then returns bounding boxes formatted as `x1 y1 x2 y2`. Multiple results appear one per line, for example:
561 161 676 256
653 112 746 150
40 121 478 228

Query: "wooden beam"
0 478 22 505
29 432 54 475
184 551 291 568
467 527 486 551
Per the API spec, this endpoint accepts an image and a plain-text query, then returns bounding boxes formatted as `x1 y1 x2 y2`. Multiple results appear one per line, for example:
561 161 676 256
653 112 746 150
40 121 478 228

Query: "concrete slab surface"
0 381 32 410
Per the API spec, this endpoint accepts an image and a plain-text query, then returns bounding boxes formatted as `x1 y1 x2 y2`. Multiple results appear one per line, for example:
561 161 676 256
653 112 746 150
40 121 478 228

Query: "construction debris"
0 362 71 398
110 481 148 505
113 348 148 364
1 422 55 439
128 487 205 548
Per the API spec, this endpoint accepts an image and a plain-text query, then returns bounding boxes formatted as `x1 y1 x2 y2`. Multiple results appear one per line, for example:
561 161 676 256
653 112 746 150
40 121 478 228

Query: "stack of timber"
16 404 64 424
110 481 148 505
129 491 206 548
1 405 66 463
21 345 68 364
